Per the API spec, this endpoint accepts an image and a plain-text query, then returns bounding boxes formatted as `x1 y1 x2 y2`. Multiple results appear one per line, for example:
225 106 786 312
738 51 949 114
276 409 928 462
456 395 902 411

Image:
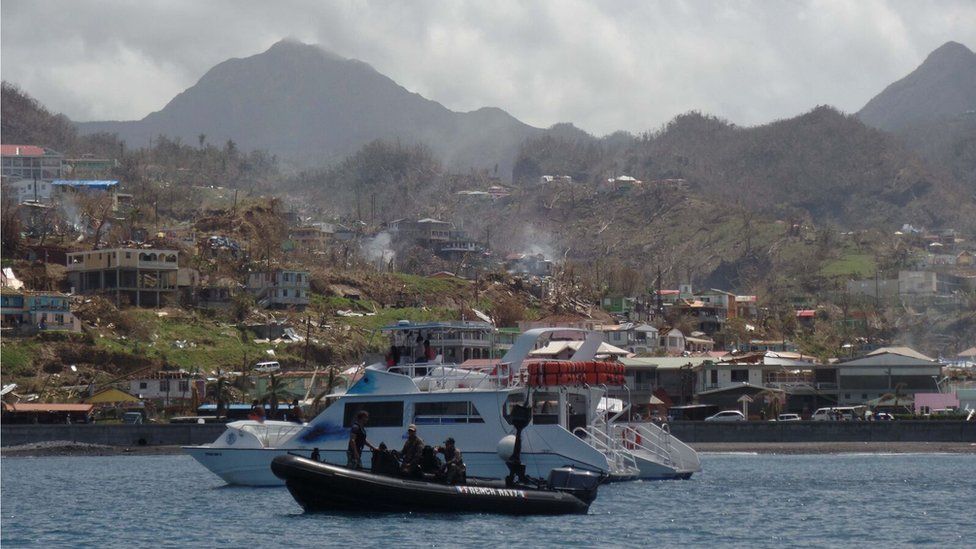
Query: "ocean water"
2 453 974 548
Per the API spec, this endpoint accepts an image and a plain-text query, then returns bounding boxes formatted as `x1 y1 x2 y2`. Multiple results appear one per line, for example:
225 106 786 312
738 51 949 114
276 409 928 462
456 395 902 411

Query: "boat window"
343 401 404 428
414 401 484 424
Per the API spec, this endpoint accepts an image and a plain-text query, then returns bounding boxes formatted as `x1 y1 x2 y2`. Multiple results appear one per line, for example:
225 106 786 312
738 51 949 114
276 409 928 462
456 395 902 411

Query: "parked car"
776 413 802 421
872 412 894 421
121 411 143 425
704 410 746 422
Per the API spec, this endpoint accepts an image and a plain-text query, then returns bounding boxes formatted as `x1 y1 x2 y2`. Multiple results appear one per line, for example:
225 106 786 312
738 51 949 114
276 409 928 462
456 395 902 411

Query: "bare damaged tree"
1 194 24 257
78 193 116 250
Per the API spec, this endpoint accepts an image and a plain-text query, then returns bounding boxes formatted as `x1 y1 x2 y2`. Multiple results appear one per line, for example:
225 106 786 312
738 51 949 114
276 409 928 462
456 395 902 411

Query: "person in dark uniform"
399 424 425 476
435 437 466 485
347 411 376 468
310 447 321 461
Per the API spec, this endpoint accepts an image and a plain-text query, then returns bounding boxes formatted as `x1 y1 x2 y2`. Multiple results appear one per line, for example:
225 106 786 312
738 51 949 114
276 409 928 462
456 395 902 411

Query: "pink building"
914 392 959 414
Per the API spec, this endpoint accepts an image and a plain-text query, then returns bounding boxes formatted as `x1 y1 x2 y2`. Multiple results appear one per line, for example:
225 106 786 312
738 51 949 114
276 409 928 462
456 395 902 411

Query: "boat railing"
620 421 701 473
611 423 673 468
239 422 305 447
572 422 640 478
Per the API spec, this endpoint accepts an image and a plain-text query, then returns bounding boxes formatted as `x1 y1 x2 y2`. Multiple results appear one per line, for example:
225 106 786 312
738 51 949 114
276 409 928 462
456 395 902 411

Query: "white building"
661 328 686 354
129 371 205 403
247 269 310 310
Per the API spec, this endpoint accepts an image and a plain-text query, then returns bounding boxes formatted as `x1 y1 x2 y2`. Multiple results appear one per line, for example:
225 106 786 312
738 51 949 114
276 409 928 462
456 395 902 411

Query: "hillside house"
506 253 553 277
66 248 179 307
661 328 686 354
1 289 81 333
246 269 310 310
437 230 485 261
130 371 205 403
288 225 332 252
600 323 659 355
898 270 966 297
539 175 573 185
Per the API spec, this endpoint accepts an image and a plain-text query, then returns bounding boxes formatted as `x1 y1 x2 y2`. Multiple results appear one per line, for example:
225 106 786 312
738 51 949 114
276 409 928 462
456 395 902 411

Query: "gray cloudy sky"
2 0 974 135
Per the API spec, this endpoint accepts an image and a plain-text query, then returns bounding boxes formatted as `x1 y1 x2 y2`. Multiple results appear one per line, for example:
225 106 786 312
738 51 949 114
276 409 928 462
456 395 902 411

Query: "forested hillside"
513 107 976 232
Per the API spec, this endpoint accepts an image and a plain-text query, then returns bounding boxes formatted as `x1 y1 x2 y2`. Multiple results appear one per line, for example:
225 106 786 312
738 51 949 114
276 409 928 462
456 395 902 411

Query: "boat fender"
497 434 517 460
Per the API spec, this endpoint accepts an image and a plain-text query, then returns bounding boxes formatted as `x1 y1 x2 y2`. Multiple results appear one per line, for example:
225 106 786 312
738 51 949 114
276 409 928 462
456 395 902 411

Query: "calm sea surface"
2 453 974 548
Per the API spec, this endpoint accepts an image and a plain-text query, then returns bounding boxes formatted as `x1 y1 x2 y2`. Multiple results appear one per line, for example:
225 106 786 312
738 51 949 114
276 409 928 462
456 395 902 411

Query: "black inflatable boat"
271 454 600 515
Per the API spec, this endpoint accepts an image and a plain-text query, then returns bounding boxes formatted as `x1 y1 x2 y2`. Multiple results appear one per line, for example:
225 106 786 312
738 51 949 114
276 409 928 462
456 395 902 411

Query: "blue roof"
52 180 118 190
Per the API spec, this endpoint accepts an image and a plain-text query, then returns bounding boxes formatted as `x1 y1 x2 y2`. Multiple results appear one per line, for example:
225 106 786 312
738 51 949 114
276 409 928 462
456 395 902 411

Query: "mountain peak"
77 40 540 175
857 40 976 132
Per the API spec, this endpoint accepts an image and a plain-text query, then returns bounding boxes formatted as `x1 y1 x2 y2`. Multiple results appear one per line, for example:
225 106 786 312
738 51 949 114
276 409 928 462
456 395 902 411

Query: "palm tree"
756 388 784 419
877 382 911 414
205 372 234 419
262 373 291 419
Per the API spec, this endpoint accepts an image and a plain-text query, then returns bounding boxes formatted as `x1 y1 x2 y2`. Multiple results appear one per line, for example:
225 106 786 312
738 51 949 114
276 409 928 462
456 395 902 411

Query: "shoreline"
692 441 976 454
3 440 975 458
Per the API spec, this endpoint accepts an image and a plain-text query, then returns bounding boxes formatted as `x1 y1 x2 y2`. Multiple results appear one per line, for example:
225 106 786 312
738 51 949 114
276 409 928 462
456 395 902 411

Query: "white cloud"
2 0 974 135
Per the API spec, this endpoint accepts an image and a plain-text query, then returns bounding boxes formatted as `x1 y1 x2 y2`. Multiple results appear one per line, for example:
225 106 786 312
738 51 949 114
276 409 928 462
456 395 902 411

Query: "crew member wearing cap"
399 424 425 477
435 438 466 485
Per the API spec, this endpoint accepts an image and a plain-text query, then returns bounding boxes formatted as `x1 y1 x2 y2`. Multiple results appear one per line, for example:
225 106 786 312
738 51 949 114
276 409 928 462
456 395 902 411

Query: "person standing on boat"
435 438 466 484
347 411 376 469
399 424 425 476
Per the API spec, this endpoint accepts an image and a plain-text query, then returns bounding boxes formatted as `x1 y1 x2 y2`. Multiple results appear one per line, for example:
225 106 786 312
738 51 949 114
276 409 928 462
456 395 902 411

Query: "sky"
2 0 974 136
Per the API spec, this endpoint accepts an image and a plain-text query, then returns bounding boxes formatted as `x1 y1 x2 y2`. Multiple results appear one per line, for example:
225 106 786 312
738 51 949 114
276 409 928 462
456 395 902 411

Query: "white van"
811 407 859 421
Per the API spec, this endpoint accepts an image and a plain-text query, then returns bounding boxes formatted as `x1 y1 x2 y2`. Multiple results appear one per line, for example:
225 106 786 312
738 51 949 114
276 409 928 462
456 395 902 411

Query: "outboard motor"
547 467 602 504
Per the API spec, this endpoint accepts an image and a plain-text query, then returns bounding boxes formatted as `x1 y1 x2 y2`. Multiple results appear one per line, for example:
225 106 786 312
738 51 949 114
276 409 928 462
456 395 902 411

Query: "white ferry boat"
183 323 701 486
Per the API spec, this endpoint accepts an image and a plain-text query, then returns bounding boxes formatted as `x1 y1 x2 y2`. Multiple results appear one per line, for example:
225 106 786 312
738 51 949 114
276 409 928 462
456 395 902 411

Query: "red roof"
3 403 94 413
0 144 46 157
796 310 816 318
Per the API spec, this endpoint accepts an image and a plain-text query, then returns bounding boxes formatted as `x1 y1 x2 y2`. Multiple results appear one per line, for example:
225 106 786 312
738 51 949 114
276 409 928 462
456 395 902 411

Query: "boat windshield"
239 422 305 447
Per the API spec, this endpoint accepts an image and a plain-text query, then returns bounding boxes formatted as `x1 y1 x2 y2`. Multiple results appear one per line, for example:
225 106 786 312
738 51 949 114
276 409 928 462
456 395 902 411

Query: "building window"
179 380 190 392
159 380 170 392
844 393 851 399
710 370 718 384
139 382 147 389
731 369 749 382
861 394 867 400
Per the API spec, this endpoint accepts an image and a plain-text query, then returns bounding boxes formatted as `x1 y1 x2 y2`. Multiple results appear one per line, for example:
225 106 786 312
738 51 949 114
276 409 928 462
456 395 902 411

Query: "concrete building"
661 328 686 354
1 144 64 181
288 225 332 252
600 323 659 355
246 269 310 310
833 347 943 406
130 371 205 403
618 356 711 408
1 289 81 333
67 248 179 307
3 178 56 203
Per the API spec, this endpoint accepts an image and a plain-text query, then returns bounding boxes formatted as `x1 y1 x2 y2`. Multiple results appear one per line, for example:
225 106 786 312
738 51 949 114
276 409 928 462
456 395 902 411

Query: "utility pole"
302 316 312 370
656 266 664 317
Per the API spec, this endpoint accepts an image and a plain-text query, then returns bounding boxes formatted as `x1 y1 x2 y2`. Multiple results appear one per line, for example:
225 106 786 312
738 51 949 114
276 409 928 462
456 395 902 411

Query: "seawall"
666 420 976 443
1 424 227 447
